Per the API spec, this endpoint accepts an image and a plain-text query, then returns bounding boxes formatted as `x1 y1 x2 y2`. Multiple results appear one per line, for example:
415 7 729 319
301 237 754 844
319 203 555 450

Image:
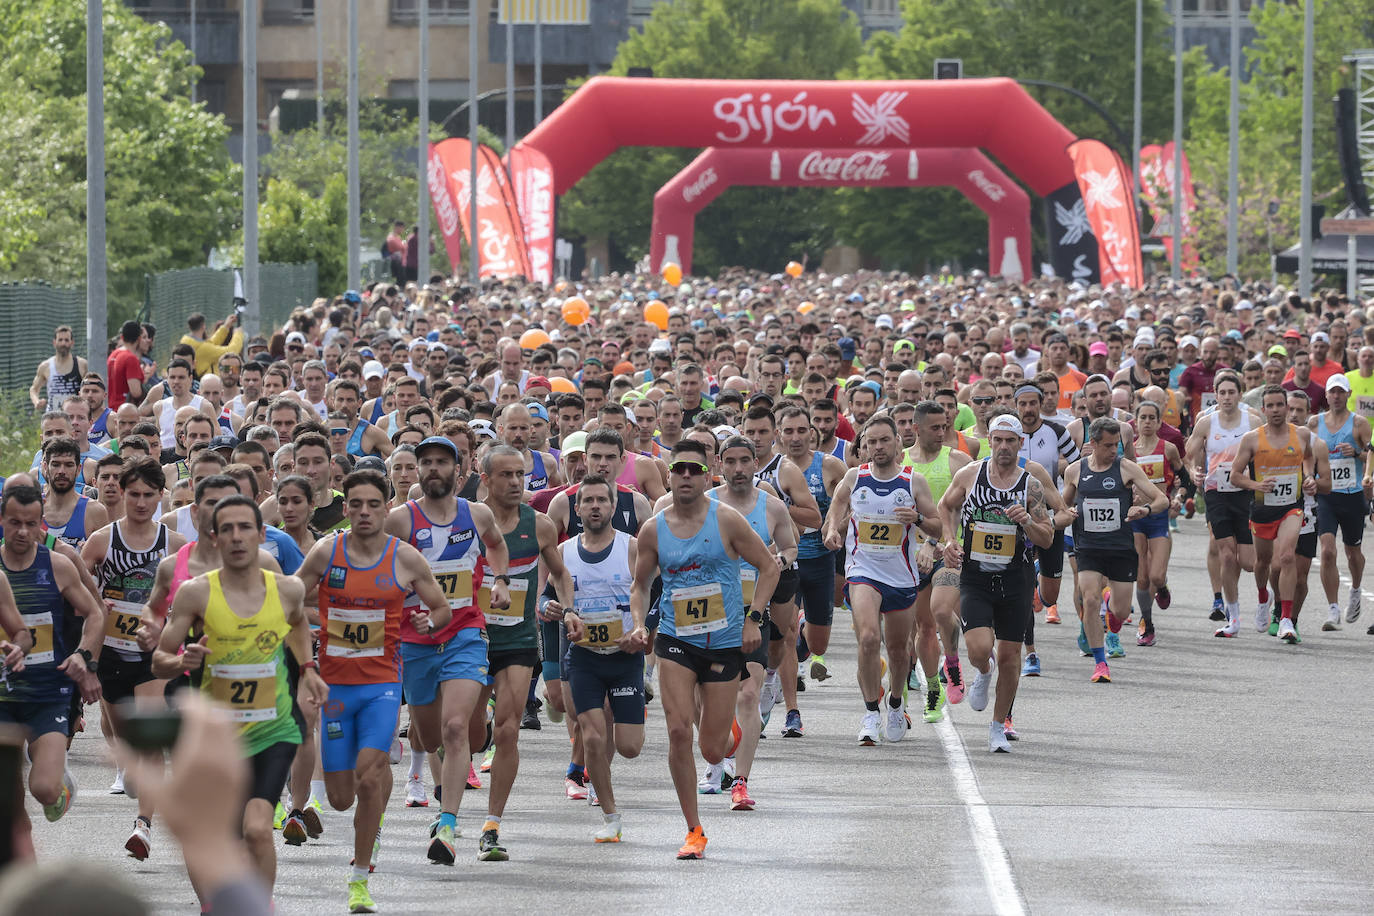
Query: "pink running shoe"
943 658 965 705
1090 661 1112 683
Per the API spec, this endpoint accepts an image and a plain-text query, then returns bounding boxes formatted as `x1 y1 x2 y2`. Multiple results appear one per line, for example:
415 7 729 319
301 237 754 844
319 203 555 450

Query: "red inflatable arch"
651 147 1031 279
515 77 1076 197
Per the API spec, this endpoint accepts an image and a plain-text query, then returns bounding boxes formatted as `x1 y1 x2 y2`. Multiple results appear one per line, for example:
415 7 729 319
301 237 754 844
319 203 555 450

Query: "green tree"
558 0 864 273
0 0 236 304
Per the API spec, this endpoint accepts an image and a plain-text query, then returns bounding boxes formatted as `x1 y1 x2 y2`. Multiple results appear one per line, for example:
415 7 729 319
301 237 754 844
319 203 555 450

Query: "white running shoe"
124 818 151 860
594 814 622 843
697 762 724 795
1256 597 1273 633
1278 618 1298 644
988 721 1012 753
1214 618 1240 638
404 775 427 807
1348 591 1363 623
109 769 125 795
969 661 994 712
857 710 881 746
758 670 781 721
883 698 907 743
1322 604 1342 632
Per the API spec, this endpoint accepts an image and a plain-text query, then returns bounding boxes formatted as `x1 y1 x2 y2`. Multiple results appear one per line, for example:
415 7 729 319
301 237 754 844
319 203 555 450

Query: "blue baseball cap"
526 402 549 422
343 289 361 304
837 337 857 360
415 436 458 460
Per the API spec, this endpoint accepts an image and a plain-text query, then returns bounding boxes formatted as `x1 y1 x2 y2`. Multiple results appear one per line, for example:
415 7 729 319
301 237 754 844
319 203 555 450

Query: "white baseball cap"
362 360 385 380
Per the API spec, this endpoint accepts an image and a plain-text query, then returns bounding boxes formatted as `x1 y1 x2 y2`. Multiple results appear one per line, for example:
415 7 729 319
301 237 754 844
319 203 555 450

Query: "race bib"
431 558 475 610
1137 454 1165 483
740 567 757 606
103 598 144 653
1329 456 1356 490
16 612 54 666
1082 498 1121 533
671 583 727 637
969 521 1016 566
1263 473 1298 506
480 576 529 627
209 662 278 722
324 607 386 658
573 596 626 654
856 515 901 552
1201 391 1218 412
1356 395 1374 418
1214 460 1239 493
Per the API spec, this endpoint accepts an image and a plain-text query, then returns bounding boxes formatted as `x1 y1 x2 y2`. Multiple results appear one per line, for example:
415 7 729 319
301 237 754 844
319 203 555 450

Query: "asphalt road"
28 519 1374 914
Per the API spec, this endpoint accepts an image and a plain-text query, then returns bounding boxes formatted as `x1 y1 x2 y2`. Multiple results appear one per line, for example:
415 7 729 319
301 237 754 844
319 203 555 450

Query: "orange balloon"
561 297 590 326
661 262 683 286
549 376 578 394
785 261 803 277
520 328 551 350
644 300 669 331
798 301 816 314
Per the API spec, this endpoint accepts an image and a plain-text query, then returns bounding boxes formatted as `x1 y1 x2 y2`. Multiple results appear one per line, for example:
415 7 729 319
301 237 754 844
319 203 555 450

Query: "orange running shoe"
729 778 755 811
677 825 708 859
466 764 482 790
1045 604 1061 624
1032 587 1043 615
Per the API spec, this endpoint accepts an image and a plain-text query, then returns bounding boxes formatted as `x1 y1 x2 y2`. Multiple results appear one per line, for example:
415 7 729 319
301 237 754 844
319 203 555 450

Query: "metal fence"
142 263 319 362
0 283 89 392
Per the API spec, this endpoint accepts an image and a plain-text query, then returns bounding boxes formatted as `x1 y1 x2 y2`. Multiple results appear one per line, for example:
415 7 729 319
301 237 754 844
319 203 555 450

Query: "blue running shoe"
1105 632 1125 658
1020 652 1041 677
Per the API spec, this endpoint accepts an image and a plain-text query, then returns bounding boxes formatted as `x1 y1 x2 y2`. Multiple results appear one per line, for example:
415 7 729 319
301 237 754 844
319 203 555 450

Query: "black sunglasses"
971 395 995 405
669 460 709 477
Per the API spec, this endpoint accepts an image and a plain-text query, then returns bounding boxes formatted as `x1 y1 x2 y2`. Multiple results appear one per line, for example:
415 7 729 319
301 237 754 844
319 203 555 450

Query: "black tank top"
1073 457 1134 552
959 460 1033 576
563 486 640 539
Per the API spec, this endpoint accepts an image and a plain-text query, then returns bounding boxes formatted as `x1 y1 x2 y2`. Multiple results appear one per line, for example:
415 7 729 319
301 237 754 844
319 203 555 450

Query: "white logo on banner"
798 151 890 182
967 169 1006 202
1055 199 1093 246
712 91 837 144
683 167 718 202
1080 169 1124 210
852 91 909 145
451 166 498 209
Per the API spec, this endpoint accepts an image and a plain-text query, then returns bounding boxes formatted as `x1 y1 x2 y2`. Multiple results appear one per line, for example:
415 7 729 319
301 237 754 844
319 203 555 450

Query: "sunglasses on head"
669 460 709 477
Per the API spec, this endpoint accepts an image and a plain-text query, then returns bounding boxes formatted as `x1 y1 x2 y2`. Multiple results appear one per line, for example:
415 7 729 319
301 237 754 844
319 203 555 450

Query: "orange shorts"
1250 508 1302 541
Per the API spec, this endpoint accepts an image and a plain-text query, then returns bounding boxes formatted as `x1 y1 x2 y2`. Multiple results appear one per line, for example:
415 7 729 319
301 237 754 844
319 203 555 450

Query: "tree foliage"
558 0 864 273
0 0 235 292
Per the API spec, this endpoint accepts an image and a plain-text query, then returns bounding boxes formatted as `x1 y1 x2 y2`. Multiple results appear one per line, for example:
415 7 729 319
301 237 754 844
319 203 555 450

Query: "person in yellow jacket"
180 311 245 377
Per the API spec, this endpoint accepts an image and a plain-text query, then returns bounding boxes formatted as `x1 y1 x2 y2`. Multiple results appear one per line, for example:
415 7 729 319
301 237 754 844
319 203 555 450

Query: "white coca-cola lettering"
427 152 459 236
797 151 891 182
967 169 1006 201
713 91 837 144
682 167 718 203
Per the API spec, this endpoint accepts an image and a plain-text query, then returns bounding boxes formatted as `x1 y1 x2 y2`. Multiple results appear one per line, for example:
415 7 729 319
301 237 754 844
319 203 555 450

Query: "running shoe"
883 697 907 743
480 745 495 773
1002 716 1018 741
1256 597 1273 633
923 682 946 723
1155 585 1172 609
1077 621 1091 656
303 799 324 838
406 775 428 807
644 676 655 703
988 721 1011 753
388 737 402 765
1137 629 1156 647
43 768 75 822
1045 604 1061 624
1090 661 1112 683
969 664 993 712
1214 619 1239 638
1105 632 1125 658
282 811 308 846
1209 597 1226 621
1021 652 1041 677
720 757 736 792
347 879 377 914
348 818 382 873
274 800 287 829
108 769 125 796
1268 610 1279 636
676 825 707 860
1323 604 1342 631
594 815 622 843
566 775 589 800
727 718 742 758
427 823 455 865
1348 591 1363 624
906 664 922 692
428 815 441 839
697 762 723 795
1278 618 1299 644
759 671 781 727
520 700 541 731
797 676 806 694
782 709 804 737
1184 497 1196 518
943 657 964 704
466 764 482 790
1032 586 1042 615
729 777 756 811
809 655 831 681
125 818 151 860
858 710 881 746
478 828 508 861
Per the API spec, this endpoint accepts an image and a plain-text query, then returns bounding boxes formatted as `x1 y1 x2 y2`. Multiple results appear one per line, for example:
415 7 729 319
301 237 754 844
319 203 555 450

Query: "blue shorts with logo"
1130 510 1170 539
400 626 490 708
845 576 919 614
321 681 402 773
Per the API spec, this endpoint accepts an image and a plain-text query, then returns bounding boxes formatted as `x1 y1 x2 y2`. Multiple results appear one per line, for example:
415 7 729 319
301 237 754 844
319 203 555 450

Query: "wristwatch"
746 608 765 625
76 648 96 672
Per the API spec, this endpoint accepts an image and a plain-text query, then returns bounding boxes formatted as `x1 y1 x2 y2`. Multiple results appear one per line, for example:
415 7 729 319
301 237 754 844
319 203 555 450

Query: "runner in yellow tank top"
153 495 326 901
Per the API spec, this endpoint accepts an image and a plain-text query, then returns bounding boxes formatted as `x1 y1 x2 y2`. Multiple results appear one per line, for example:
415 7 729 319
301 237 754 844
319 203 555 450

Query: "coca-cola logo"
967 169 1006 202
713 91 837 144
683 167 718 203
798 151 891 182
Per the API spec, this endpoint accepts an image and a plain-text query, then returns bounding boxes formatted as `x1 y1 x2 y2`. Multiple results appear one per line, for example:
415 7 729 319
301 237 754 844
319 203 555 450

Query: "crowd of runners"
3 268 1372 911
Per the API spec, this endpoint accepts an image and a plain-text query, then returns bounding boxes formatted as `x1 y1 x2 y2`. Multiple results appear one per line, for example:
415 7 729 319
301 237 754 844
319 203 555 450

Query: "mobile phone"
119 703 182 751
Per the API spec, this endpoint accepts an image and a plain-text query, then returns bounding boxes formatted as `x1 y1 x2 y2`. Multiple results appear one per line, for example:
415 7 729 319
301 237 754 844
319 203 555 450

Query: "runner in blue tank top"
1309 375 1372 627
631 439 777 861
